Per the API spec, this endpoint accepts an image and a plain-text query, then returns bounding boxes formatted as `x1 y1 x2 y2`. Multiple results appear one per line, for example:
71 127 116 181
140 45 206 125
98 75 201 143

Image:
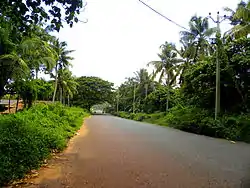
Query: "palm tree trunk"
166 89 169 111
67 94 70 106
193 40 201 63
63 93 65 105
52 64 58 102
62 88 65 104
8 94 11 113
35 69 39 79
60 86 63 103
16 96 19 113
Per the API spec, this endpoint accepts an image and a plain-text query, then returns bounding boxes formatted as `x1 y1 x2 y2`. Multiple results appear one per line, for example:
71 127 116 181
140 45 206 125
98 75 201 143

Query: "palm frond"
158 70 165 83
0 53 29 79
224 7 235 14
233 2 250 21
204 27 217 37
231 24 250 38
36 57 56 71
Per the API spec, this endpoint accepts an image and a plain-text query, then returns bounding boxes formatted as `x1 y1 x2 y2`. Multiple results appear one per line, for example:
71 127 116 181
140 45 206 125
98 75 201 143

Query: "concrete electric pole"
208 12 229 119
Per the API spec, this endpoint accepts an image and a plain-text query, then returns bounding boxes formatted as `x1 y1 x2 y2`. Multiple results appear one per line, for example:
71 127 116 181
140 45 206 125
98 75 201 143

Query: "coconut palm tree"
0 26 32 98
225 0 250 38
134 68 154 99
57 68 78 105
148 42 183 86
51 39 74 102
180 15 216 62
20 36 56 79
147 42 183 110
173 43 192 85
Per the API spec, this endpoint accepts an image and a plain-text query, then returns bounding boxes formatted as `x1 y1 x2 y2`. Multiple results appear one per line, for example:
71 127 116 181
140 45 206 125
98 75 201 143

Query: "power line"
138 0 191 32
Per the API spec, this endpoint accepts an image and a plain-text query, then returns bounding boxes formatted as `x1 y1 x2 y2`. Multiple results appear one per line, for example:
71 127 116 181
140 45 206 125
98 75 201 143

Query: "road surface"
26 115 250 188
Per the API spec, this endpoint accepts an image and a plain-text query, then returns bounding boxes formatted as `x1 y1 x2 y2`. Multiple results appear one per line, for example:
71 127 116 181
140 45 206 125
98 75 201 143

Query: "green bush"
1 94 18 100
219 114 250 142
133 113 147 121
0 103 89 185
165 106 250 142
166 106 211 133
117 111 131 119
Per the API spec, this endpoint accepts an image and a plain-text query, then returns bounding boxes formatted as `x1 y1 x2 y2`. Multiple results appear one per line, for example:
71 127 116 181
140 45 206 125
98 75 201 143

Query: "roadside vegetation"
0 0 102 185
0 0 249 185
109 1 250 143
0 103 89 185
0 0 114 184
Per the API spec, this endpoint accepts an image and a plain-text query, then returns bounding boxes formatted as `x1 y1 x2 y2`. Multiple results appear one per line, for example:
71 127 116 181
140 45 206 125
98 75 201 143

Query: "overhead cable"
138 0 191 32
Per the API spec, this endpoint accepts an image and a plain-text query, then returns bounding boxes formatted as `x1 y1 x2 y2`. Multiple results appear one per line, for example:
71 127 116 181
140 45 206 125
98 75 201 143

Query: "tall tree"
51 39 74 102
0 27 30 98
148 42 183 110
134 68 154 99
21 36 56 79
148 42 180 85
57 68 78 105
180 15 216 62
225 0 250 39
73 76 114 110
0 0 86 32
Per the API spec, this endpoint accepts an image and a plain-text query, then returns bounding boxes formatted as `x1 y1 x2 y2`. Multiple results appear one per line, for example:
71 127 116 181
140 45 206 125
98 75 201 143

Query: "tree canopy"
0 0 86 32
73 76 114 110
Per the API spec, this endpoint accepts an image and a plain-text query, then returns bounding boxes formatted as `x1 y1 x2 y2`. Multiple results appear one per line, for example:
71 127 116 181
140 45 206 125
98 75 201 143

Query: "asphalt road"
27 115 250 188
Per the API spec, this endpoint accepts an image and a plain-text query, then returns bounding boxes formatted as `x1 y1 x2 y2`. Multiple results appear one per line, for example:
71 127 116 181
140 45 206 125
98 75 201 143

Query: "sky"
54 0 239 86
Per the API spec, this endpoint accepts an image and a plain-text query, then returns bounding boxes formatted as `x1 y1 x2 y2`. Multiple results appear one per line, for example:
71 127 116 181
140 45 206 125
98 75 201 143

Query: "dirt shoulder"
5 118 90 188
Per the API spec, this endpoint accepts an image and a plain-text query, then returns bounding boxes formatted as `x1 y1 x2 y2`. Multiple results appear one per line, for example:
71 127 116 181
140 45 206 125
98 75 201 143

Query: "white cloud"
55 0 239 86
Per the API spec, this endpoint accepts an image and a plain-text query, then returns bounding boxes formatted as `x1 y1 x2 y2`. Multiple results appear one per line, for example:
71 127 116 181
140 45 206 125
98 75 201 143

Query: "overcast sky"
54 0 238 86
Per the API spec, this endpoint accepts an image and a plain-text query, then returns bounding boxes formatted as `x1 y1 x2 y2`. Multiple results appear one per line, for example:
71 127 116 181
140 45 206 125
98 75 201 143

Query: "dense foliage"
0 0 83 106
0 0 86 32
0 24 79 106
0 103 89 185
110 1 250 142
73 76 114 110
0 2 95 185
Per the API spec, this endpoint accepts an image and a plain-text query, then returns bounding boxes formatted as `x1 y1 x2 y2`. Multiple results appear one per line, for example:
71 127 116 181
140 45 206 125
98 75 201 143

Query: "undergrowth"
0 103 89 185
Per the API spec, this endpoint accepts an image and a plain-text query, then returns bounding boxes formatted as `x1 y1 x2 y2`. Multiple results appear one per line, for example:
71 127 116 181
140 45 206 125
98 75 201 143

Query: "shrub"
219 114 250 142
143 112 166 125
1 94 18 100
0 103 89 185
166 106 211 133
165 106 250 142
117 111 131 119
133 113 147 121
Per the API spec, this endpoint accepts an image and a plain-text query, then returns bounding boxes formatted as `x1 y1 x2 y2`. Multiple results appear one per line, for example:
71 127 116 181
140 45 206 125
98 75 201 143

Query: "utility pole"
166 75 170 112
208 12 229 120
145 83 148 99
116 89 119 113
133 83 136 114
215 13 220 120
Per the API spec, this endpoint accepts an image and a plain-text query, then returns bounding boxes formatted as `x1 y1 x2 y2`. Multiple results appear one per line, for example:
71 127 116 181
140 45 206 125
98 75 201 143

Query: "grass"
0 103 89 185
